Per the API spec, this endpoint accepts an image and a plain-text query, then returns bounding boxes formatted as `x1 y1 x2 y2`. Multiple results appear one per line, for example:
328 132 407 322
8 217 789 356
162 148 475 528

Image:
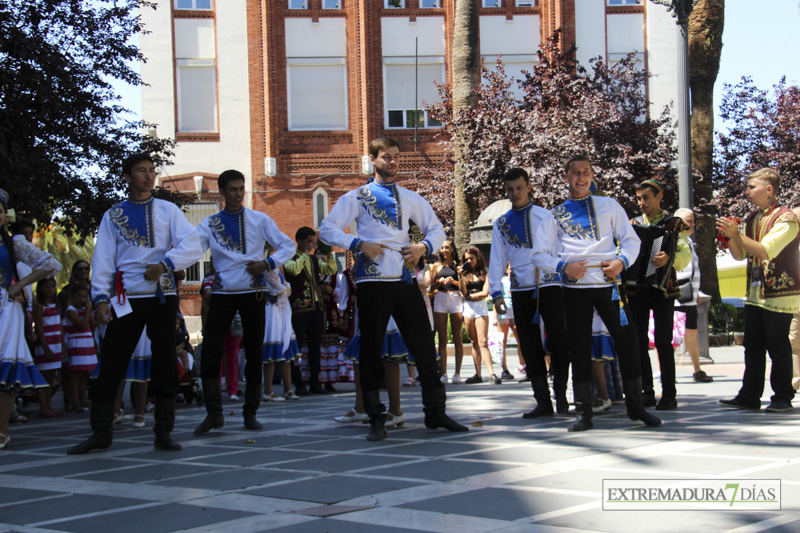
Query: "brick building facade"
141 0 677 322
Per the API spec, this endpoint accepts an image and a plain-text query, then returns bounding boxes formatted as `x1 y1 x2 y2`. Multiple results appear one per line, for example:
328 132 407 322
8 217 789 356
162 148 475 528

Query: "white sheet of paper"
111 297 133 319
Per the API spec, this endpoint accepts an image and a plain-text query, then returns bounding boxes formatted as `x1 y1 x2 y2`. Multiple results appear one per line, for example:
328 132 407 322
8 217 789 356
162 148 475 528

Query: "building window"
175 0 212 9
174 18 217 133
322 0 341 8
287 59 349 130
176 60 217 132
385 0 404 8
313 188 329 230
183 203 219 283
384 60 444 129
482 0 503 7
176 0 212 9
607 0 641 5
420 0 440 7
288 0 308 8
516 0 535 6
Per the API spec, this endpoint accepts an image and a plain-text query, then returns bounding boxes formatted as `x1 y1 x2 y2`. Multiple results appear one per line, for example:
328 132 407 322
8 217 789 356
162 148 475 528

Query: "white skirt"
0 294 47 392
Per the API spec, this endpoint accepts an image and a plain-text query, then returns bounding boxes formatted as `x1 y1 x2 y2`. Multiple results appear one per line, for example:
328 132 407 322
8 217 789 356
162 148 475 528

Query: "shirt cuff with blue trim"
349 239 363 252
159 257 175 275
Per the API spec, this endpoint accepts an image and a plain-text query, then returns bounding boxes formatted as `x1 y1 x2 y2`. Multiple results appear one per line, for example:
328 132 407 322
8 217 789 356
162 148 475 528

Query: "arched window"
313 188 329 230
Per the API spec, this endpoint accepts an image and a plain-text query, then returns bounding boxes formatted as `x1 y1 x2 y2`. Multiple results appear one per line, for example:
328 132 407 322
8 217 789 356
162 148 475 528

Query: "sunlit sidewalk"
0 345 798 533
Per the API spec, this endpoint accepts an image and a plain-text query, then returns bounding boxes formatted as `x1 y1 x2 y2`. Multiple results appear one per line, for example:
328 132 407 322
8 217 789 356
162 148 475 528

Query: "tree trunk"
689 0 725 300
451 0 480 252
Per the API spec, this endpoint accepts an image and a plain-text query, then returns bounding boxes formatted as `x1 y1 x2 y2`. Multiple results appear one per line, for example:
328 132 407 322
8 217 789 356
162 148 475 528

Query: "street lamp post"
652 0 695 210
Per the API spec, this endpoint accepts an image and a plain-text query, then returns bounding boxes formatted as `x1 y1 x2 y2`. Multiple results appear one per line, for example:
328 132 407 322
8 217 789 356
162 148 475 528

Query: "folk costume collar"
208 207 247 255
641 210 666 226
356 180 403 231
553 194 599 241
109 196 156 248
497 202 534 249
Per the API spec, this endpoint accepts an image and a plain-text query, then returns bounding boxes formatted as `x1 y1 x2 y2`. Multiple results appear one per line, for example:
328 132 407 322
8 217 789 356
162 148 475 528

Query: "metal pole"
676 1 693 209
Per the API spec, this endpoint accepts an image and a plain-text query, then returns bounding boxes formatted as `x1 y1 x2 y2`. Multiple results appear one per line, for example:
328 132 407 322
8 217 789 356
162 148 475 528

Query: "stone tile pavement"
1 346 799 532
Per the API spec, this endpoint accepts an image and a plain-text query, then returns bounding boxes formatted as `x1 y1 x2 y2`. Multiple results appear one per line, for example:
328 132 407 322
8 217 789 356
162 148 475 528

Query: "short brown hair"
564 154 593 174
369 137 400 159
749 168 781 194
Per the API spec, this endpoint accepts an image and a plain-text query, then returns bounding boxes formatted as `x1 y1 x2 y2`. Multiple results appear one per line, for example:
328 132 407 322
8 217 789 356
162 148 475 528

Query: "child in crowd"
33 277 63 418
62 283 97 411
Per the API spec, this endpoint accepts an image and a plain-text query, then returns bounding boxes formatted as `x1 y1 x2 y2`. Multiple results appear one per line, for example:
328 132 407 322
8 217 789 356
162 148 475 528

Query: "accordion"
624 223 678 292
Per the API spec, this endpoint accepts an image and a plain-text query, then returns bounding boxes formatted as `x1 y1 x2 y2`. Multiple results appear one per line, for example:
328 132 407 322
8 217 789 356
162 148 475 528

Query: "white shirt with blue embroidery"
532 194 641 288
488 202 560 300
196 207 295 294
319 180 445 284
92 196 202 304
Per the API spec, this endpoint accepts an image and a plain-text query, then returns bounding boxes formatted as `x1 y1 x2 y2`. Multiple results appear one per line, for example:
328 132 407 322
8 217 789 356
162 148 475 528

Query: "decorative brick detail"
175 133 221 143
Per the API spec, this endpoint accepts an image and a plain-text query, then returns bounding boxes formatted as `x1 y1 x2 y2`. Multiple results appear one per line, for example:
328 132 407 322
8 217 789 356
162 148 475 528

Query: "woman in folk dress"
0 189 61 449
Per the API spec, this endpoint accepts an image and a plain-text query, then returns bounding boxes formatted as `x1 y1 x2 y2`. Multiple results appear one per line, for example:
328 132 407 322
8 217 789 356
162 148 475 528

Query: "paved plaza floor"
1 346 799 532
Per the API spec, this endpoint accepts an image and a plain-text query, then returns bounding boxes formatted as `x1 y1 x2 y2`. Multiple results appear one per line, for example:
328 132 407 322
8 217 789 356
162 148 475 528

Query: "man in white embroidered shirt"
69 153 202 455
193 170 295 436
320 137 467 441
532 154 661 432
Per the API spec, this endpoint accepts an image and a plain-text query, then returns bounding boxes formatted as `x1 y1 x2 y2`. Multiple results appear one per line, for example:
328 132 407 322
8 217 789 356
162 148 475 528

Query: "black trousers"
91 296 179 402
356 281 445 417
739 304 796 404
201 292 266 414
563 286 641 383
511 286 570 377
292 310 325 386
629 288 677 397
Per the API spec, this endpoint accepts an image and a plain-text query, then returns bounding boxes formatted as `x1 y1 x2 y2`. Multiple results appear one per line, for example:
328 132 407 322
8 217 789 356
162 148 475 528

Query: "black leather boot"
420 370 468 432
522 375 555 418
568 382 593 432
195 379 225 435
243 380 262 430
624 378 662 427
153 397 181 451
366 416 387 441
552 363 570 415
66 401 114 455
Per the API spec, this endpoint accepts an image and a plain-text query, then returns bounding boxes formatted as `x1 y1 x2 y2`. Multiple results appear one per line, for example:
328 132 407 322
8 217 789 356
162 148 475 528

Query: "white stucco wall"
140 1 253 190
646 0 680 124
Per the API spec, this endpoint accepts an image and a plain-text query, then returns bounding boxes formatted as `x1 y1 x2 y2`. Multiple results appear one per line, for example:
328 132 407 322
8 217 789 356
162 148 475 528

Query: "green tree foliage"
715 77 800 217
421 34 677 229
0 0 187 238
33 224 95 288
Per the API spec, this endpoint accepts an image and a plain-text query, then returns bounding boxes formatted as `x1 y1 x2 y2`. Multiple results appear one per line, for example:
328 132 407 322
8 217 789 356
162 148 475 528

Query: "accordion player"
624 223 679 293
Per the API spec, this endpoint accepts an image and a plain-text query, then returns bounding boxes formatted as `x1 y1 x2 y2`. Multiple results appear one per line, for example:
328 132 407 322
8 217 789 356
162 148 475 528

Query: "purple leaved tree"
420 34 677 233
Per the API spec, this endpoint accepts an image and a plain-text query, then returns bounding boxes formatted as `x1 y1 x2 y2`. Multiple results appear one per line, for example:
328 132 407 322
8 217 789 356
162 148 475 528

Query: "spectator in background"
674 208 713 383
284 227 337 395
